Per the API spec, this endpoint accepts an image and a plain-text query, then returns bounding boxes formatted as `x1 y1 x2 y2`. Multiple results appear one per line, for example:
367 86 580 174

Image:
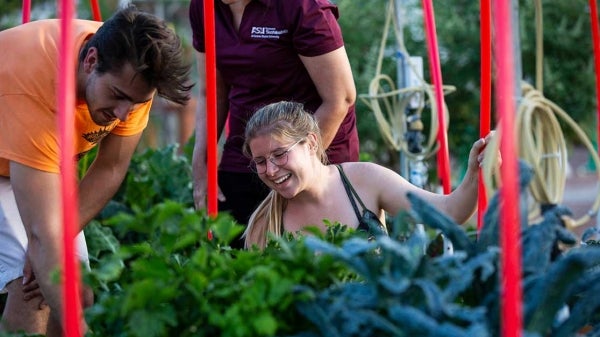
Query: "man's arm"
192 51 229 209
9 132 141 328
299 46 356 148
9 162 69 329
78 132 142 227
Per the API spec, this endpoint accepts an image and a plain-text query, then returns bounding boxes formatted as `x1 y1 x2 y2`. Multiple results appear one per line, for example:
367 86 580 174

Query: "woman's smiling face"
249 134 309 198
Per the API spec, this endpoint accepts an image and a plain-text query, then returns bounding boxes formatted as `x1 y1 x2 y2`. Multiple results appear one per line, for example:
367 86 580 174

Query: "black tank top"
336 165 386 235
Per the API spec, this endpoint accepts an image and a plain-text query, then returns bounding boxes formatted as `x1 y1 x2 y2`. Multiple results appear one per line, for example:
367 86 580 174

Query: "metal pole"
422 0 452 194
204 0 218 217
57 0 83 334
22 0 31 23
589 0 600 159
512 0 523 100
394 0 409 178
478 0 492 231
493 0 524 335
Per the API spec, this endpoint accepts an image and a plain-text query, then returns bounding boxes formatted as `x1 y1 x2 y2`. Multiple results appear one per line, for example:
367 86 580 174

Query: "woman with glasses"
242 101 496 249
189 0 359 248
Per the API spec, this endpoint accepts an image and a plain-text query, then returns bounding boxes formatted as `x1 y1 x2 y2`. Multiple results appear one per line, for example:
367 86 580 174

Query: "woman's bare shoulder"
338 161 395 176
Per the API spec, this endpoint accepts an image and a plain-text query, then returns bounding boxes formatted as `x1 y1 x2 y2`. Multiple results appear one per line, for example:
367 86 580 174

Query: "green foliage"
80 144 600 337
114 145 194 210
519 0 596 138
289 164 600 337
77 141 363 337
84 193 600 336
84 203 358 337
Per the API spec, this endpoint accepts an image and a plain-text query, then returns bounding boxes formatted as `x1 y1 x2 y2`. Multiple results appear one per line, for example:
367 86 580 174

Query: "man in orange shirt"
0 6 191 336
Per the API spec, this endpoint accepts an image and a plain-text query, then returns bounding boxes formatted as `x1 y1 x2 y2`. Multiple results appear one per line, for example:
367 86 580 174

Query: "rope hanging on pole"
517 83 600 229
482 0 600 229
359 0 454 185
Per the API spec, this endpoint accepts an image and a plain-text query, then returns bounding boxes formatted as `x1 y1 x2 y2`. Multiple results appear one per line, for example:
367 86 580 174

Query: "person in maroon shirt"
189 0 359 247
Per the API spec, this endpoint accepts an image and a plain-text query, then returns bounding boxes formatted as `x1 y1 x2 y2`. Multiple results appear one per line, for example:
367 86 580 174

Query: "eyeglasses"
249 139 303 174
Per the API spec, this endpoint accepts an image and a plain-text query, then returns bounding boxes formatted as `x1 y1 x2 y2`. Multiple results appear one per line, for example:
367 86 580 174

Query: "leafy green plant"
81 145 600 337
92 145 195 245
288 163 600 337
84 202 359 337
82 143 362 336
113 144 194 211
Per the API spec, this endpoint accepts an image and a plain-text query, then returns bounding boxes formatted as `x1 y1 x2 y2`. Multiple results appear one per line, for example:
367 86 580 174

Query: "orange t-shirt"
0 19 151 176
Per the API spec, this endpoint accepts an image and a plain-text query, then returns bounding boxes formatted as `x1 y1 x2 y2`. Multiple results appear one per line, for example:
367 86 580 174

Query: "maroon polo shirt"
190 0 359 172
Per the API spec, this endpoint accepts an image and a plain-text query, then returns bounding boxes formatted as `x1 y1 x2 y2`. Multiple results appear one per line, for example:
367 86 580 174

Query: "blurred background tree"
338 0 597 176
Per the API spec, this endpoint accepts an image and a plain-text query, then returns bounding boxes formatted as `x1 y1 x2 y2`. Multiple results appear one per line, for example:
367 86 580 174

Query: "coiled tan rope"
359 0 453 161
522 84 600 228
483 84 600 229
518 83 568 207
482 0 600 229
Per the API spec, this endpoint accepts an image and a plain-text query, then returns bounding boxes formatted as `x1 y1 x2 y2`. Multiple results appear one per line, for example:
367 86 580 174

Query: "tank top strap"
336 164 366 220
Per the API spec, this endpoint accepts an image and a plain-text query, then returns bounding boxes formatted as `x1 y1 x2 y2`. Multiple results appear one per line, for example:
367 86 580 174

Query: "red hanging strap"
478 0 492 231
58 0 83 335
421 0 451 194
90 0 102 21
22 0 31 23
492 1 524 336
204 0 218 217
24 0 102 24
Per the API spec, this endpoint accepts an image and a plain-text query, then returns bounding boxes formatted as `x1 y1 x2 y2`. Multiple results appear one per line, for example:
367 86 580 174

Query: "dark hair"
80 5 192 105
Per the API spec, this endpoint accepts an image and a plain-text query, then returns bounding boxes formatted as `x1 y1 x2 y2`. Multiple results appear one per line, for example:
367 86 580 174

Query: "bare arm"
372 134 493 224
438 137 487 223
9 132 140 330
78 132 142 227
300 46 356 148
192 51 229 209
9 162 72 330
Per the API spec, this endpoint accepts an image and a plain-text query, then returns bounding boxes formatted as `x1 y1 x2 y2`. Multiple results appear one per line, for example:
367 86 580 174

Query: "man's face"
80 47 155 126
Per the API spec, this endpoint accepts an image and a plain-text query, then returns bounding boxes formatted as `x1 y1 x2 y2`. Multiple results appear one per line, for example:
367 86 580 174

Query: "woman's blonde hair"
243 101 327 249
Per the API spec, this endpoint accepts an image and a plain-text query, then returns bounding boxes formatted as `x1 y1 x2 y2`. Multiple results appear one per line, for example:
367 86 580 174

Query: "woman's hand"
468 131 501 172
